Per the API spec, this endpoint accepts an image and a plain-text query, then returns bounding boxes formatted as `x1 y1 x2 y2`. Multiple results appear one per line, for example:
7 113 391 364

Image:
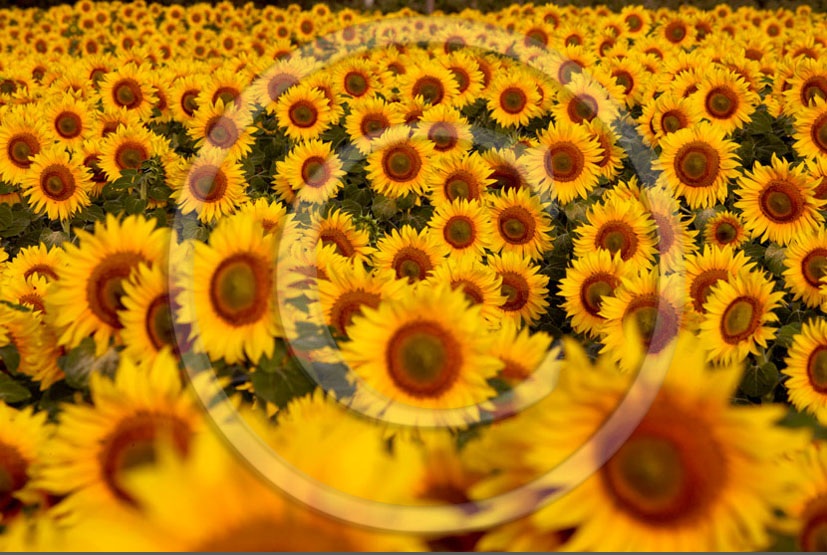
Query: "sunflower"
36 350 202 518
441 50 485 109
468 332 805 551
187 99 255 161
169 74 203 123
48 215 170 355
275 83 334 141
482 148 530 192
487 319 553 383
118 262 180 362
427 151 494 204
99 63 157 120
705 209 751 249
779 443 827 552
332 57 380 100
735 155 825 245
0 243 62 284
428 199 493 258
341 283 501 412
317 262 402 338
699 269 784 365
523 120 602 204
0 305 62 389
656 122 739 209
0 401 50 523
343 95 404 155
573 197 657 269
43 92 93 147
552 72 621 126
487 187 553 260
485 71 542 128
0 109 52 185
98 125 168 182
170 151 247 223
785 57 827 108
21 147 92 221
373 225 448 284
648 93 702 142
304 208 373 262
251 57 308 112
783 228 827 308
93 107 143 139
685 245 755 318
366 127 434 199
197 67 251 110
488 251 550 326
426 256 505 325
176 217 279 364
783 319 827 424
559 249 628 337
398 61 459 107
415 104 473 159
692 68 759 133
276 139 345 205
793 97 827 162
584 118 624 181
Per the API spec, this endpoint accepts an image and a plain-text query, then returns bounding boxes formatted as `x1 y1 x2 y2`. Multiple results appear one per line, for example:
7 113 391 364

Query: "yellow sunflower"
170 150 247 223
0 401 50 524
304 208 373 262
552 71 621 126
482 148 531 192
573 197 657 269
426 256 505 325
176 216 279 364
485 71 542 128
685 245 755 317
523 120 602 204
187 99 255 161
373 225 448 284
704 210 751 249
43 92 93 147
48 213 169 351
427 151 494 204
275 83 334 141
275 139 345 205
341 283 502 412
21 147 92 221
656 122 740 208
487 187 553 260
397 61 459 107
415 104 474 159
441 50 485 109
559 249 628 337
98 125 168 182
699 269 784 365
735 155 824 246
488 251 550 326
487 319 553 384
332 57 380 100
343 95 404 155
793 97 827 162
783 228 827 308
118 262 180 362
169 74 203 123
784 319 827 424
692 67 759 133
0 243 62 283
366 127 434 199
584 118 624 181
98 63 157 120
778 443 827 552
0 109 52 185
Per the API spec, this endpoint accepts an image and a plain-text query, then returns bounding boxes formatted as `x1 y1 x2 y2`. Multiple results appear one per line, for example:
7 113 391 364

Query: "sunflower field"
4 0 827 551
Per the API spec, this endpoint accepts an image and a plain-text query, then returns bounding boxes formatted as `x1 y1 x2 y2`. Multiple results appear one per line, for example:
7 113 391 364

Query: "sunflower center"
444 216 475 248
690 268 729 313
0 79 16 95
498 206 535 245
428 122 458 152
446 176 473 200
212 87 240 107
675 143 719 188
209 253 271 326
499 87 527 114
714 221 737 244
613 71 633 94
55 111 82 138
413 76 444 104
300 156 330 188
567 94 598 123
189 166 228 203
625 295 679 353
720 297 760 344
145 296 175 350
386 321 461 398
360 114 389 139
113 78 142 109
393 246 432 283
800 496 827 551
87 252 146 329
596 221 637 260
802 77 827 105
40 165 76 201
666 21 687 42
803 250 827 287
557 60 582 84
581 274 615 316
382 144 421 182
319 228 355 257
544 143 584 182
330 290 380 336
812 115 827 153
344 72 368 97
450 68 470 93
206 116 239 149
288 101 318 128
0 442 28 518
180 90 199 116
115 141 149 171
704 87 737 119
8 134 39 169
806 347 827 394
23 264 58 281
626 14 642 31
661 111 686 134
452 279 484 305
500 271 529 312
267 75 297 102
759 180 803 223
99 412 191 503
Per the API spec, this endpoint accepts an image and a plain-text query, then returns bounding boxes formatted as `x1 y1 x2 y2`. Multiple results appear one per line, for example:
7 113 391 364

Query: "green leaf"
776 322 803 349
372 195 397 220
124 197 147 215
0 343 20 373
250 359 315 410
0 373 30 403
740 362 779 398
149 185 171 201
764 244 786 276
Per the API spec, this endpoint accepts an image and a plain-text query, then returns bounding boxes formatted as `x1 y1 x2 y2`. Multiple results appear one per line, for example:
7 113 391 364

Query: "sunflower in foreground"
794 98 827 162
0 402 50 524
428 198 493 258
783 228 827 308
780 443 827 552
341 283 502 412
367 127 434 199
467 332 806 551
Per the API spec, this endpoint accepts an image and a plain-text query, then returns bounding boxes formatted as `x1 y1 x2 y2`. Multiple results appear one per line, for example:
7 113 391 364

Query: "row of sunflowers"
1 0 827 551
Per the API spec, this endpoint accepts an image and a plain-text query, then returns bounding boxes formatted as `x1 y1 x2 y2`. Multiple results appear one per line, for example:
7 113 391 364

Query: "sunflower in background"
559 249 628 337
487 187 553 260
0 109 53 185
21 147 92 221
170 150 247 223
429 198 493 259
705 210 751 250
367 127 434 199
275 83 334 141
276 139 345 205
486 71 542 128
784 319 827 425
488 251 549 326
